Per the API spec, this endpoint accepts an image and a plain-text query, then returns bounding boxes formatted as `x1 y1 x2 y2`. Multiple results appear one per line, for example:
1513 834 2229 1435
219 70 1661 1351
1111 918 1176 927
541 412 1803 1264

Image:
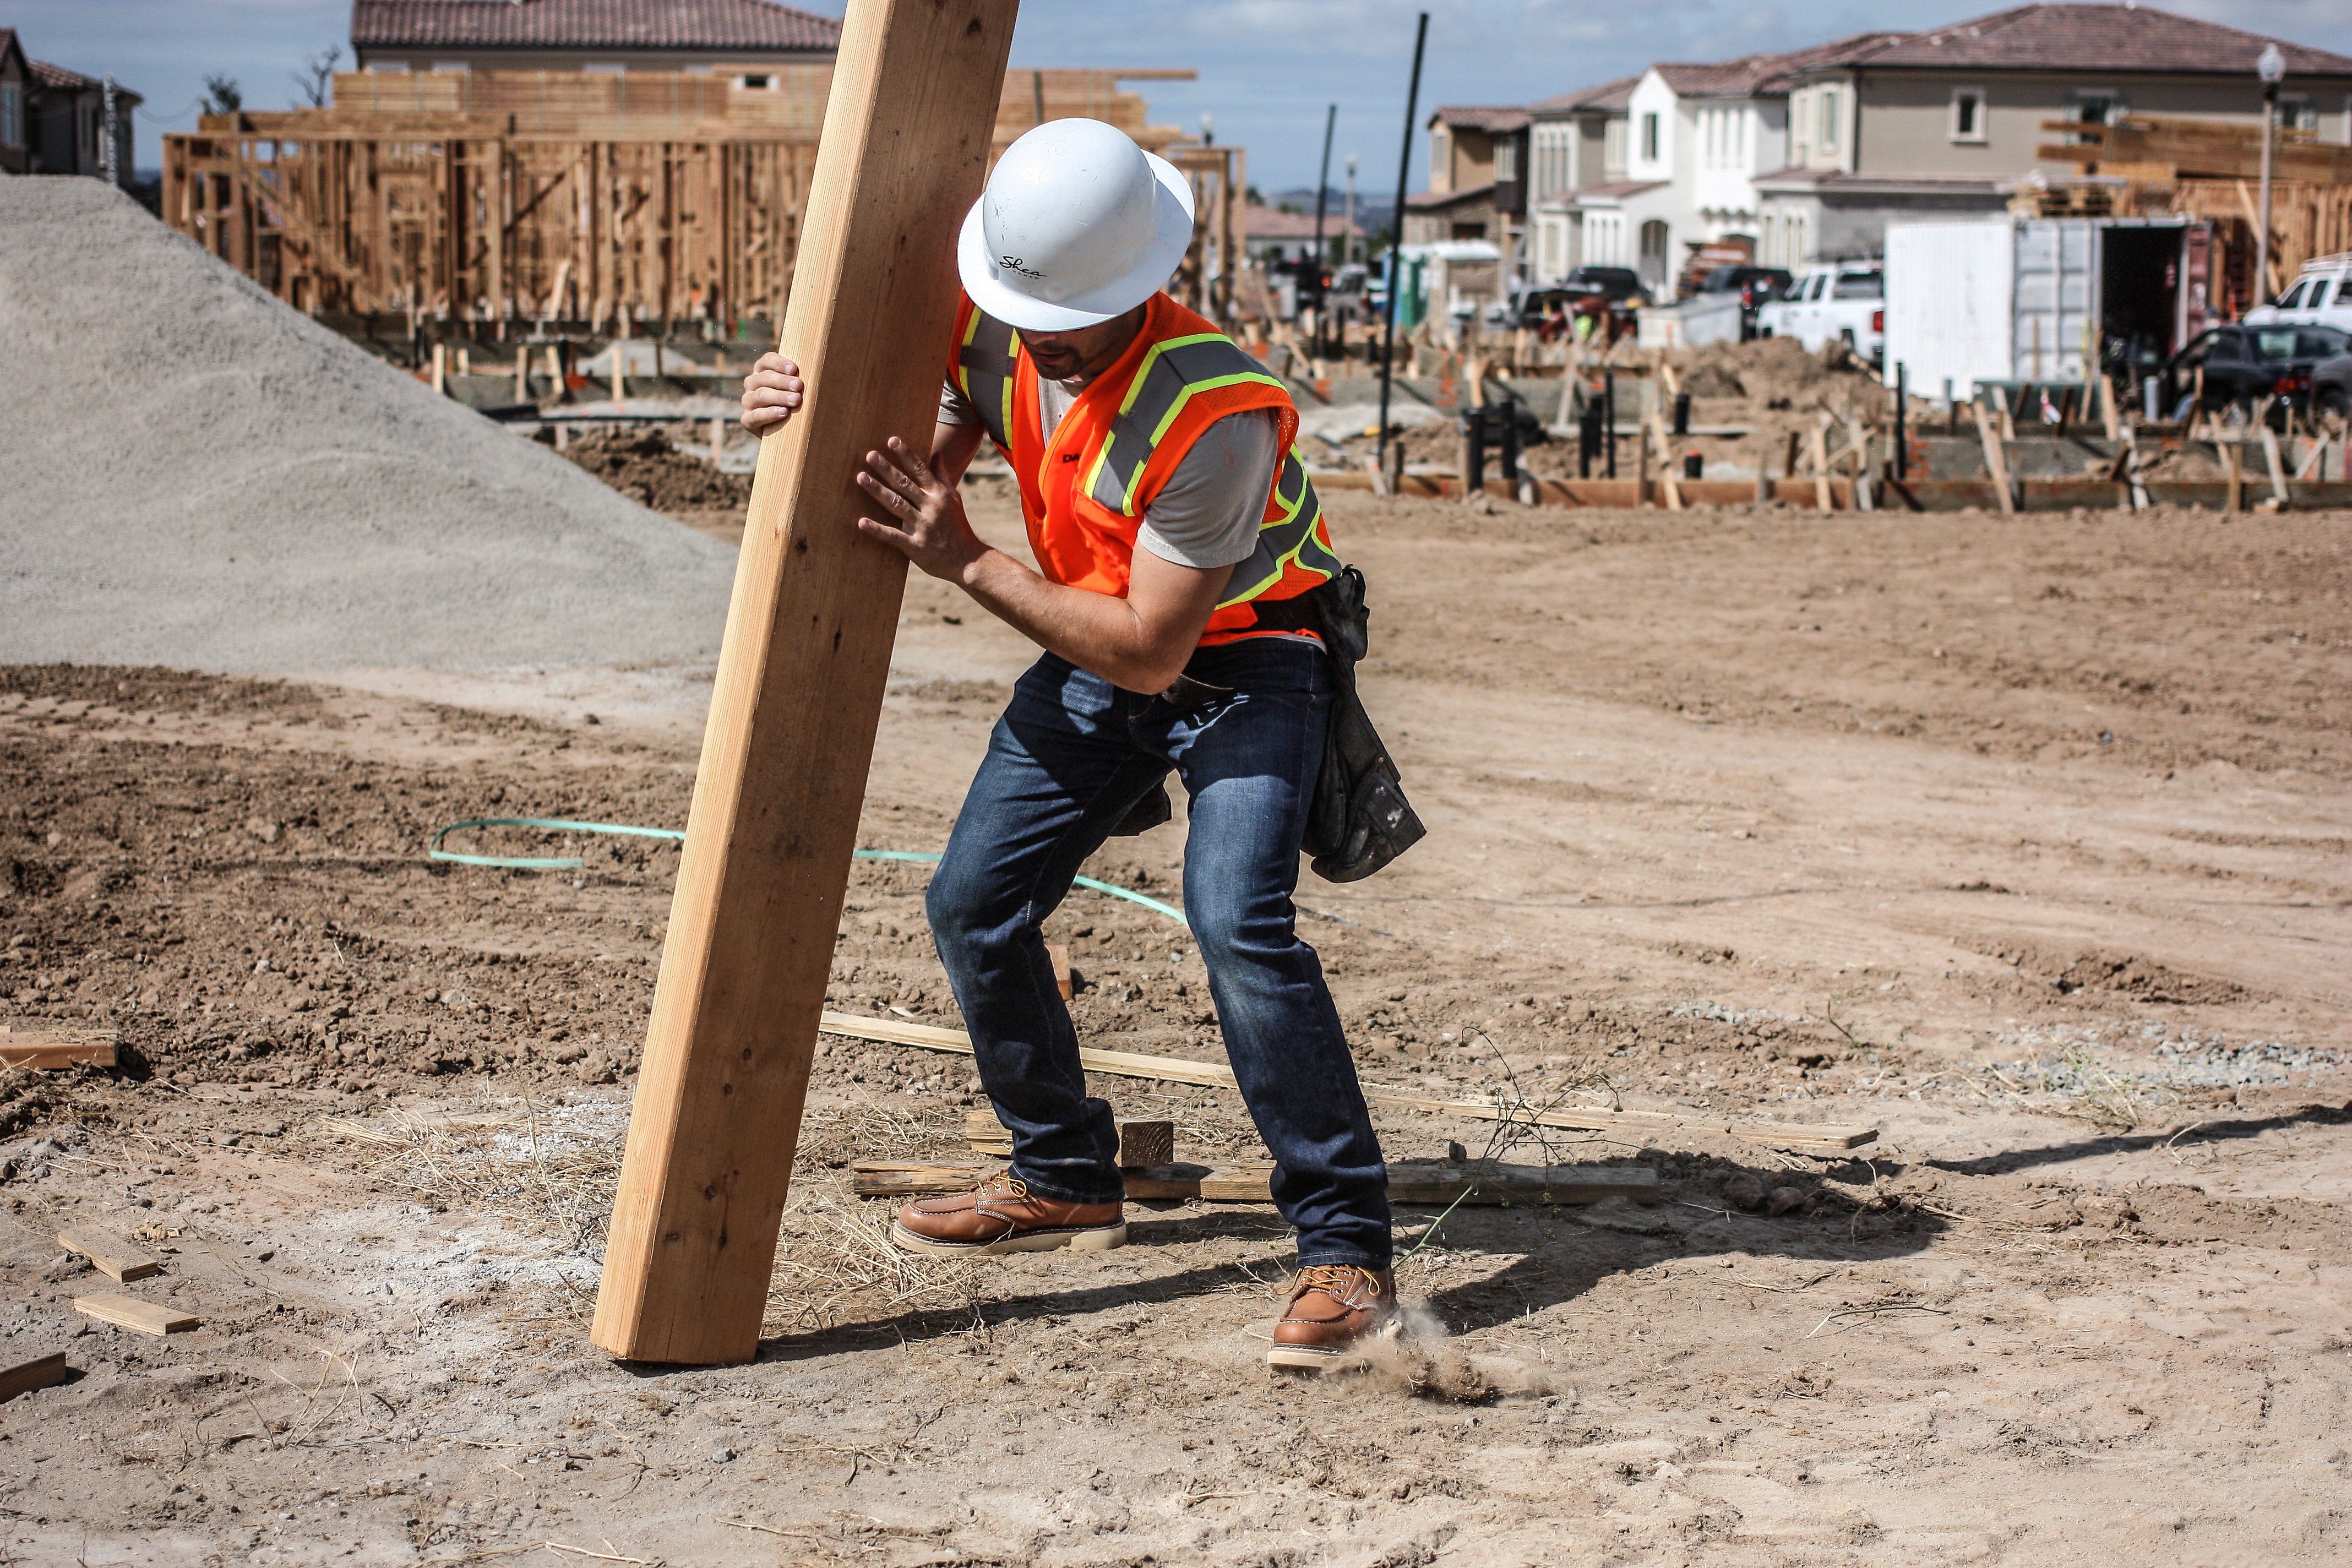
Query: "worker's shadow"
1922 1099 2349 1180
746 1159 1943 1361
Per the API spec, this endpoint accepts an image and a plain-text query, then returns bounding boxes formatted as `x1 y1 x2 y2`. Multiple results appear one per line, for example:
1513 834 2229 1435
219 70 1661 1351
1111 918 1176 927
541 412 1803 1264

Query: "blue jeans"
925 639 1392 1269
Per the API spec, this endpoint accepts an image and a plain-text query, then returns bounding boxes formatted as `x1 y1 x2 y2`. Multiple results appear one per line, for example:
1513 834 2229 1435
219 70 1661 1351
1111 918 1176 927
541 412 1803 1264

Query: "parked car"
1756 264 1883 364
1697 264 1792 340
1698 264 1792 308
2314 349 2352 424
1556 265 1648 307
2242 253 2352 334
2160 323 2350 420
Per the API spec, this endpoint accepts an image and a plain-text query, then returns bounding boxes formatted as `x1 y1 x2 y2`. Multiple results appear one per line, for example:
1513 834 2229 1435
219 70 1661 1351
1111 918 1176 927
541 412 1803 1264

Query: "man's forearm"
955 549 1221 694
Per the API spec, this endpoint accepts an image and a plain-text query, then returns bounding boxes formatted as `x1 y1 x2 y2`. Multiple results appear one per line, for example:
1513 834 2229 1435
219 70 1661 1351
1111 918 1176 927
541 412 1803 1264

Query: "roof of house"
1652 32 1909 98
1529 74 1638 115
1403 182 1498 212
1426 105 1528 135
1794 4 2352 78
351 0 842 55
21 53 140 101
1242 203 1363 239
1552 179 1669 209
0 29 19 70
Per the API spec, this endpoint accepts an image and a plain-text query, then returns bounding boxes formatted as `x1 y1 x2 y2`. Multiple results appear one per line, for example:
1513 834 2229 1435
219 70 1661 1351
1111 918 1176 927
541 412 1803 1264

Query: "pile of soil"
559 429 751 515
0 180 734 672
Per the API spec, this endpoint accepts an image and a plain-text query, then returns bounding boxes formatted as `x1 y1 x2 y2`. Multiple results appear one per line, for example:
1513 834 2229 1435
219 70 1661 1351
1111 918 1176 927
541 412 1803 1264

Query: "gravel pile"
0 179 736 673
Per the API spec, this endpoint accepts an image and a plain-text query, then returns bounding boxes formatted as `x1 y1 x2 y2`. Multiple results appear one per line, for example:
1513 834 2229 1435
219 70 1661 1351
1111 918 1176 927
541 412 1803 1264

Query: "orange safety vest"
945 290 1340 646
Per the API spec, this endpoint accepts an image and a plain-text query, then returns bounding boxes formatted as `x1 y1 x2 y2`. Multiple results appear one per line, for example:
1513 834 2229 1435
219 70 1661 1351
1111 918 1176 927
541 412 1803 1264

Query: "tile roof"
1242 203 1363 239
1428 106 1528 135
27 57 98 91
1800 4 2352 78
1529 74 1638 115
1403 182 1497 211
351 0 842 55
1653 32 1908 98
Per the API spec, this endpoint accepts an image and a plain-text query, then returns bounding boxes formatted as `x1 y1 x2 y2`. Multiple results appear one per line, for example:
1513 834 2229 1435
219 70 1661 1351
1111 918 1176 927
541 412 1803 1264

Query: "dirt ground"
2 483 2348 1566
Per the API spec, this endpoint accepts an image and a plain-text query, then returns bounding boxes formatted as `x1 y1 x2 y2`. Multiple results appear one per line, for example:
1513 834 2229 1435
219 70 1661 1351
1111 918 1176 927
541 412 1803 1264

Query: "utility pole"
1344 151 1359 265
1310 102 1335 357
1377 12 1430 483
590 0 1017 1368
100 75 118 189
2255 43 2284 309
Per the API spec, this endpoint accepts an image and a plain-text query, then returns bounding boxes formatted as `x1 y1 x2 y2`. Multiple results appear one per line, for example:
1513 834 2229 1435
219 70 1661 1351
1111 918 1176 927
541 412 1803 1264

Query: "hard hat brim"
957 150 1196 334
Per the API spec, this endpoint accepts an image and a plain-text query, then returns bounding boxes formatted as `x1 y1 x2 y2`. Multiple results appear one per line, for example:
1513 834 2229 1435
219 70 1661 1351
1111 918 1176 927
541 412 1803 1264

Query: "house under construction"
162 67 1244 333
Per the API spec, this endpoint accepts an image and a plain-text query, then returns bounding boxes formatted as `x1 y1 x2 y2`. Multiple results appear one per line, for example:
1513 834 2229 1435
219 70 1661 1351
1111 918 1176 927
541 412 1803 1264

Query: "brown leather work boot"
891 1170 1126 1257
1266 1264 1398 1370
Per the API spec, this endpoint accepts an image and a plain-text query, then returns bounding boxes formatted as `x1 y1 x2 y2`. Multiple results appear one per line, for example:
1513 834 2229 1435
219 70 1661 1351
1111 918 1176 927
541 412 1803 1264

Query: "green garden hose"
427 815 1191 928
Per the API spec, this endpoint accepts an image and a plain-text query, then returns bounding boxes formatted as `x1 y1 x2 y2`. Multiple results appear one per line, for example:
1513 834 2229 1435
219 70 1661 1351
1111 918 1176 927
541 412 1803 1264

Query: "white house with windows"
1522 75 1637 286
1757 5 2352 269
1531 40 1891 298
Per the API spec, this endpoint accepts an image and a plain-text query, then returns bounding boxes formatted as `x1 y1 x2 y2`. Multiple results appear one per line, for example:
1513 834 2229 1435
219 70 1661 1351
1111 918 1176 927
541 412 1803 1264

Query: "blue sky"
21 0 2352 188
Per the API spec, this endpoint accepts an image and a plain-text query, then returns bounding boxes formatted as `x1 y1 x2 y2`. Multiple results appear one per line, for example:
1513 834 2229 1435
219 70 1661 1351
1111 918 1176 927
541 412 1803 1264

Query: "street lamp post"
2256 42 2284 312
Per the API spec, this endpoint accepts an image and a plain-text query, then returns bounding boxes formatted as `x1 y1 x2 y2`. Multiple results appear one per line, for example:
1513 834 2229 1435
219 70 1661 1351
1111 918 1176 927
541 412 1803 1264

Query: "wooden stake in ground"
1810 417 1834 513
1973 399 2016 515
590 0 1016 1368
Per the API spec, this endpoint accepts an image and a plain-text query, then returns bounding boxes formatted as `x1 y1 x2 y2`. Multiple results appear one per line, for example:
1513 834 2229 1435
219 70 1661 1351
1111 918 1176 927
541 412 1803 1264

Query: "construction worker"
741 118 1392 1370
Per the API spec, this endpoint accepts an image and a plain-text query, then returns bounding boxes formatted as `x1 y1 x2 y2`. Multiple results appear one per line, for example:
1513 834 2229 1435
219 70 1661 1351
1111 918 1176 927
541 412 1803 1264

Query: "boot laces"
981 1170 1031 1201
1293 1264 1382 1303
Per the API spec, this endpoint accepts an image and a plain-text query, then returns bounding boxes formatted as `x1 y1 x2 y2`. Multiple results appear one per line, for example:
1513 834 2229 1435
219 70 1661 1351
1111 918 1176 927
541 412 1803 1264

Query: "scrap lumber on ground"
73 1295 200 1336
851 1157 1661 1206
0 1353 71 1403
821 1011 1877 1155
590 0 1018 1370
0 1029 118 1070
58 1227 161 1283
963 1109 1174 1167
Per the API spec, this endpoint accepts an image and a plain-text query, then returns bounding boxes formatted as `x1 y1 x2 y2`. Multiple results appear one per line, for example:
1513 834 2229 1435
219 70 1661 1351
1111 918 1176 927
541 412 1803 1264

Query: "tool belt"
1111 567 1425 884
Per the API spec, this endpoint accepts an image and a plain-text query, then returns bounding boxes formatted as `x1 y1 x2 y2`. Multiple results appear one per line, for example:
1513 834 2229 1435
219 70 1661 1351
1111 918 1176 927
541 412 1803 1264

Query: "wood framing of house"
159 67 1211 329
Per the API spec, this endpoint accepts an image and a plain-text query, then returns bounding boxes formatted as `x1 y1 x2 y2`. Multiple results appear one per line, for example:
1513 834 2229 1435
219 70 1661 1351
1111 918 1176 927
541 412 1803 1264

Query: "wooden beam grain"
58 1227 161 1283
590 0 1017 1368
73 1295 200 1337
0 1352 71 1403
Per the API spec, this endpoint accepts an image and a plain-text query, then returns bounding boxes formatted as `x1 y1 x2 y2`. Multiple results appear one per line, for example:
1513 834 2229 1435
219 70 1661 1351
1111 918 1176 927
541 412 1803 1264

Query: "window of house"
431 61 470 73
1 84 18 149
2070 94 2121 125
1533 122 1572 198
583 62 627 76
1430 126 1450 183
2278 95 2317 134
1951 87 1986 143
736 73 775 90
1604 118 1627 177
1641 112 1660 163
1819 89 1840 154
1494 136 1517 183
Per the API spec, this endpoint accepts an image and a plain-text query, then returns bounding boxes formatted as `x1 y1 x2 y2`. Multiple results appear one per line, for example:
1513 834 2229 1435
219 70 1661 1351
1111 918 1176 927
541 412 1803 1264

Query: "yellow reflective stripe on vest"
955 311 1020 453
1219 446 1338 608
1084 334 1287 516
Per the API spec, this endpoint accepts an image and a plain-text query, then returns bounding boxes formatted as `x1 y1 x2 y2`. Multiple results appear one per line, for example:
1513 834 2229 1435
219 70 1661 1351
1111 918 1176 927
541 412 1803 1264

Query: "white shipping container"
1885 217 2198 399
1883 219 2013 398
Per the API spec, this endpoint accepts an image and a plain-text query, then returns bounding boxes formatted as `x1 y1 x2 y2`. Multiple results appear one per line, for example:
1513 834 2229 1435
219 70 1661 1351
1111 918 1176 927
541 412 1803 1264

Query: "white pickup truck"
1756 264 1885 366
2244 253 2352 334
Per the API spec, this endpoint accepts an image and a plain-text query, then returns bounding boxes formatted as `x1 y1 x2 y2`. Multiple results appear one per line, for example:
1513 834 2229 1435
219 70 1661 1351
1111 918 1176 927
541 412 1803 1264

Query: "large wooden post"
591 0 1017 1366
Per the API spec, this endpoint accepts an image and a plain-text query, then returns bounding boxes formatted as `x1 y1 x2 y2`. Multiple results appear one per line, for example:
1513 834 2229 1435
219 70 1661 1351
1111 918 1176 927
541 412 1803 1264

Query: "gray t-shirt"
939 375 1277 570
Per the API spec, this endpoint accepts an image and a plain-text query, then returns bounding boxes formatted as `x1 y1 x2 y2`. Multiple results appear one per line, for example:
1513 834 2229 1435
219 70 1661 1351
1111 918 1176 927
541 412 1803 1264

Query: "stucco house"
350 0 840 79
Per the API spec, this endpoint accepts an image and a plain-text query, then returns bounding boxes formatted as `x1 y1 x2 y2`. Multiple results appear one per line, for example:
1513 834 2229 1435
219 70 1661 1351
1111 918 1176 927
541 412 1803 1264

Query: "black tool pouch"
1298 566 1427 883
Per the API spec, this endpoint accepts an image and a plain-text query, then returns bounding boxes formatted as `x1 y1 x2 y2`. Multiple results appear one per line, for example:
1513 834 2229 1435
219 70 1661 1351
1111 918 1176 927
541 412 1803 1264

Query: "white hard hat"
958 118 1196 333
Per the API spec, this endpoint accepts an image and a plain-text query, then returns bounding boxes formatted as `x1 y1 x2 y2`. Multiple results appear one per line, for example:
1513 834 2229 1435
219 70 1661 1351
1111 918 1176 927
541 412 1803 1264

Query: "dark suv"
1559 265 1647 306
2162 324 2350 420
